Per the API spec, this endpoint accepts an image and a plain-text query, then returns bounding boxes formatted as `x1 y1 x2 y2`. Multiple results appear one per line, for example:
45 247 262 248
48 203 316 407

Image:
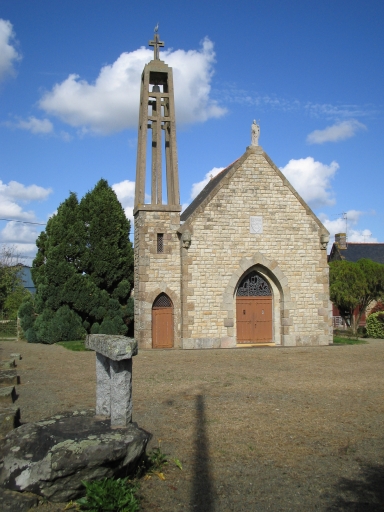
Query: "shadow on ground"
328 462 384 511
191 394 214 512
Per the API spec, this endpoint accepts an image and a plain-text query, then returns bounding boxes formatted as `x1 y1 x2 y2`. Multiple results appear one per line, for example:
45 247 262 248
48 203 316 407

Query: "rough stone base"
0 489 39 512
0 370 19 387
0 406 20 438
0 361 16 370
0 386 16 405
0 410 151 503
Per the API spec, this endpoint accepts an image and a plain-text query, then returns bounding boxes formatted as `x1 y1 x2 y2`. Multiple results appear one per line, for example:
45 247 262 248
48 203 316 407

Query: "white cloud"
0 180 52 203
0 223 43 266
0 180 52 222
307 119 367 144
319 211 378 244
0 221 40 244
112 179 135 223
14 116 54 134
0 19 21 82
191 167 224 200
304 103 376 119
39 38 226 135
279 157 338 209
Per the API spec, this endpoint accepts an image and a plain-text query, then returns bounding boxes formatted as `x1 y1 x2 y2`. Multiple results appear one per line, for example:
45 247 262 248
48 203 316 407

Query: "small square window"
157 233 164 253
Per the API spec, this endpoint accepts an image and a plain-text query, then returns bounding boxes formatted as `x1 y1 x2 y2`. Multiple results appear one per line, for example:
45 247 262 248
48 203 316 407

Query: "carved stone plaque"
250 216 263 234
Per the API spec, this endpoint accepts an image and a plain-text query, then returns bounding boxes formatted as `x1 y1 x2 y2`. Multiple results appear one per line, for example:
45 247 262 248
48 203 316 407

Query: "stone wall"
179 146 332 348
134 209 181 349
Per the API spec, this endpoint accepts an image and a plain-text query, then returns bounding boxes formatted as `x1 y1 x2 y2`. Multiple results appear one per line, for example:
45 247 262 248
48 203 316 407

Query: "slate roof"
180 159 239 222
17 265 36 294
328 243 384 264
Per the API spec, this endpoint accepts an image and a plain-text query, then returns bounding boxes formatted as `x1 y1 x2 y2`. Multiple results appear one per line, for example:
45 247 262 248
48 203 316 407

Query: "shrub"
99 315 128 335
366 311 384 339
24 327 38 343
18 296 36 332
90 322 100 334
48 305 87 342
32 305 86 344
77 478 140 512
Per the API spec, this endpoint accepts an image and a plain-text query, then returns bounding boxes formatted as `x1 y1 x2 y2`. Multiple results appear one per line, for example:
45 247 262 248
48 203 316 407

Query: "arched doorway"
236 271 272 343
152 293 174 348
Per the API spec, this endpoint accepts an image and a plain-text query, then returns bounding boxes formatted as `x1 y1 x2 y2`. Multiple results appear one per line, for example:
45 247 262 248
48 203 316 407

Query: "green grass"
56 340 89 351
333 336 367 345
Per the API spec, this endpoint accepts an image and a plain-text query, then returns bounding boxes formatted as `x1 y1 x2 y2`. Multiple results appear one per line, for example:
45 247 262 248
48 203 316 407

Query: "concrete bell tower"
134 29 180 209
133 29 182 350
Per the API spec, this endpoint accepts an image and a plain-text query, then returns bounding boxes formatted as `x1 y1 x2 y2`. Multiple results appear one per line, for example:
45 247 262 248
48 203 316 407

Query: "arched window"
236 271 271 296
153 293 172 308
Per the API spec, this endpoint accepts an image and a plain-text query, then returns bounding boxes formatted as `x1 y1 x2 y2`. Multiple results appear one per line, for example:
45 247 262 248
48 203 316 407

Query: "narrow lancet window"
157 233 164 253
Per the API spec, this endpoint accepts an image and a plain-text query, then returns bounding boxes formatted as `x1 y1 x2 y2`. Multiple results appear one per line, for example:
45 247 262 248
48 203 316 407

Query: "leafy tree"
0 244 29 319
21 180 134 343
330 258 384 334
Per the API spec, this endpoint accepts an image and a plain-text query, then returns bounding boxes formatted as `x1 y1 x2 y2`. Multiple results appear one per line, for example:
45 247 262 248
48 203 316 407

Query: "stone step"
0 370 18 387
0 360 16 370
0 405 20 438
9 353 21 360
0 386 16 405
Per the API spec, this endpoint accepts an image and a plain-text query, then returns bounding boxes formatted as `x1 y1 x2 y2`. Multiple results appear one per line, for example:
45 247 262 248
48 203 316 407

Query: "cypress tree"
79 179 133 294
21 180 134 343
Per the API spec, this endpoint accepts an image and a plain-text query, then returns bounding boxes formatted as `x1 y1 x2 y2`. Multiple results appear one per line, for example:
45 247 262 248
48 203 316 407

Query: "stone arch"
221 253 292 346
146 286 181 349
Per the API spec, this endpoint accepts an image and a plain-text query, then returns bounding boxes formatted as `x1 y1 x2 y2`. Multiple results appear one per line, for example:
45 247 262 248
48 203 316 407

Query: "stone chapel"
133 31 332 350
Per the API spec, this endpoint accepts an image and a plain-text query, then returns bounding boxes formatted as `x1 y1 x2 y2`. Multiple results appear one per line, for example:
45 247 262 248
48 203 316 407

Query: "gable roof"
179 145 328 235
180 159 239 221
329 243 384 264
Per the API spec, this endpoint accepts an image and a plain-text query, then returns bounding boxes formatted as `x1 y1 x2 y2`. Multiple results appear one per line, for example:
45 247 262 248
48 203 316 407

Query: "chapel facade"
133 32 332 349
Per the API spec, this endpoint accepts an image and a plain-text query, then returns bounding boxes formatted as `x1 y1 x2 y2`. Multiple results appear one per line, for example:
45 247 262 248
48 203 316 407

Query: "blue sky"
1 0 383 263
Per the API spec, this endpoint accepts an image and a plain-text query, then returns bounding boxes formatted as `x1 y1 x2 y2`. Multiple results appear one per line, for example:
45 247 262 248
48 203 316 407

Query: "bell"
152 84 160 93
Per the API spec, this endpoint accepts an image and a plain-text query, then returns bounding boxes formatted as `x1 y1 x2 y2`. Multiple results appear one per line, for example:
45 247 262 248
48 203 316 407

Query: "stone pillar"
85 335 138 428
110 359 133 427
95 353 111 417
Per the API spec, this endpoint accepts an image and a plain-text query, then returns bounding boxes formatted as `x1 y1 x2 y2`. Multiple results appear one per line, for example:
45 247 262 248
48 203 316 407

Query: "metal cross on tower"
149 29 164 61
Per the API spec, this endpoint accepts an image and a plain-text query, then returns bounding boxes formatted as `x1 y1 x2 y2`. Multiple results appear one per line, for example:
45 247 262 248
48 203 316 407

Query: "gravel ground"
1 339 384 511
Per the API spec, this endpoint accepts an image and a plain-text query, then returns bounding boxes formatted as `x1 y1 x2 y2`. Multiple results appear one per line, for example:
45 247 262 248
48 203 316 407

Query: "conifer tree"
20 180 134 343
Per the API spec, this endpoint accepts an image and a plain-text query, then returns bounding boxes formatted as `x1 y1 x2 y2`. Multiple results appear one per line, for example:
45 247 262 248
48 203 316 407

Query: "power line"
0 218 46 226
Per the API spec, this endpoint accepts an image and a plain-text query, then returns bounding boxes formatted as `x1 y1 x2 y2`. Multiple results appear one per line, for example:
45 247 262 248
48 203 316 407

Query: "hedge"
366 311 384 339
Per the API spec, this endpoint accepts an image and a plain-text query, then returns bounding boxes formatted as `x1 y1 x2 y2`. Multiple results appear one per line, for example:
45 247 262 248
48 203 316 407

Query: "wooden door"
152 294 174 348
236 296 272 343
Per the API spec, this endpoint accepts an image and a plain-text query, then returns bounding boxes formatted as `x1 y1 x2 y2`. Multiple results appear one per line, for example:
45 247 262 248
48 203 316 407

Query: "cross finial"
149 26 164 60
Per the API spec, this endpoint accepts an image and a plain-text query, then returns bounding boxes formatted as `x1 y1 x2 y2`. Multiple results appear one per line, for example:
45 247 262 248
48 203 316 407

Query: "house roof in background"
329 243 384 264
17 265 36 292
